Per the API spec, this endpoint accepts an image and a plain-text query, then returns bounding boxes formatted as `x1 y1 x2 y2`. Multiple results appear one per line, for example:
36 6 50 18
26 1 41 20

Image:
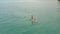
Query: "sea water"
0 0 60 34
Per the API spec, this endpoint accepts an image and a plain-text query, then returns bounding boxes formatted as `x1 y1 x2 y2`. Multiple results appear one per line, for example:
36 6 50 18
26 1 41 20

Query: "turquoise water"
0 0 60 34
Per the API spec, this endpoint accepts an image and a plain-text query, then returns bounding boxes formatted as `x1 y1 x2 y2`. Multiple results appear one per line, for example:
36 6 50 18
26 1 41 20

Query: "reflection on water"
0 0 60 34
